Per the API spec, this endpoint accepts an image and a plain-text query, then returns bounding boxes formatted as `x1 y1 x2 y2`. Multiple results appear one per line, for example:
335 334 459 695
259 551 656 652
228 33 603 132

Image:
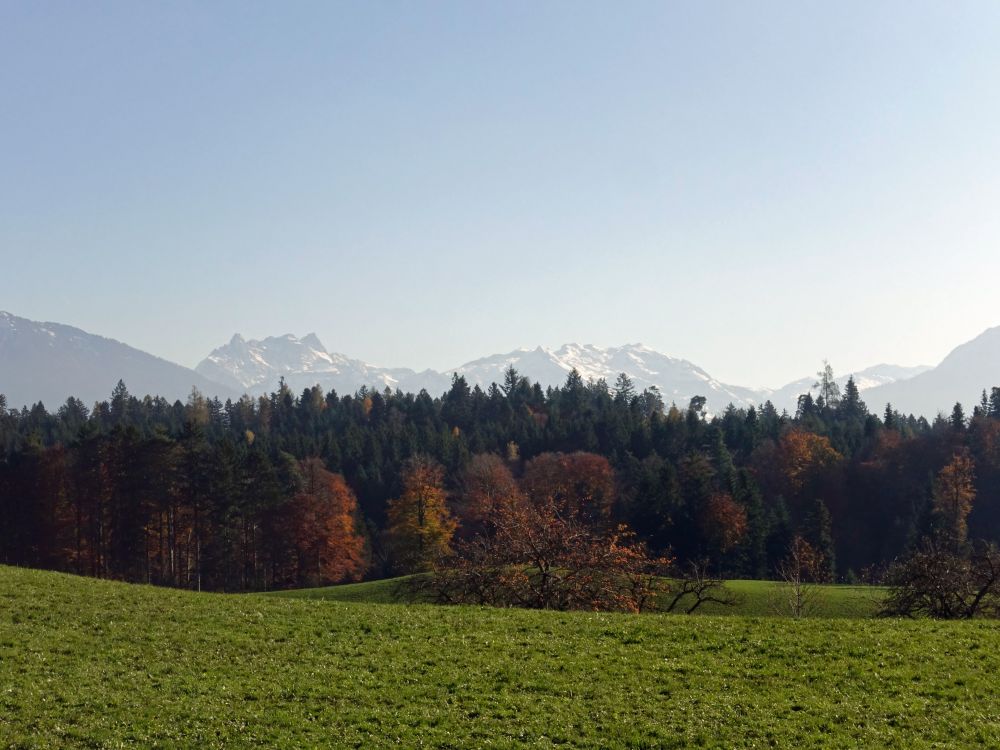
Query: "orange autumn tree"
421 489 672 613
386 455 457 573
753 429 842 508
417 450 683 613
283 458 367 586
932 452 976 548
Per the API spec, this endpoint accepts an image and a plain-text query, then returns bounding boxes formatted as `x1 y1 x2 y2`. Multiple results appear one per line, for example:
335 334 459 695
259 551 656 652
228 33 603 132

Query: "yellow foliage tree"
776 430 842 495
386 455 457 573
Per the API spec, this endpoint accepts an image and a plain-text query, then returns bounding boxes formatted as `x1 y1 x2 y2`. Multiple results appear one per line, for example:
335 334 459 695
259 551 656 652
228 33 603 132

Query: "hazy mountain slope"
864 327 1000 418
769 364 933 414
0 312 239 408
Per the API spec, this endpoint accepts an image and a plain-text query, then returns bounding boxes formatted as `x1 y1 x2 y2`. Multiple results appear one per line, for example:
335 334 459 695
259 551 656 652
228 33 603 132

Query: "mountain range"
195 334 930 414
1 309 995 418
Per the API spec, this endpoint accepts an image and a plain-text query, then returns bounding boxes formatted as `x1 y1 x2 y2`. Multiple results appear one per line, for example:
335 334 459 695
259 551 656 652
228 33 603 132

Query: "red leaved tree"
457 452 525 534
699 492 748 556
521 451 616 522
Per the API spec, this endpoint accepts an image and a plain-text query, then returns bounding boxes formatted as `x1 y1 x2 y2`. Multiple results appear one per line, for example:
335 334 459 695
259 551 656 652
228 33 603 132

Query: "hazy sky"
3 2 1000 388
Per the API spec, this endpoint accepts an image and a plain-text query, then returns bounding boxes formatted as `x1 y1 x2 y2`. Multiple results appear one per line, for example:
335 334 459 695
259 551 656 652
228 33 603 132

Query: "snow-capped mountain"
196 333 450 397
195 333 940 415
0 309 966 417
197 337 766 411
195 333 944 413
452 343 764 411
0 311 238 408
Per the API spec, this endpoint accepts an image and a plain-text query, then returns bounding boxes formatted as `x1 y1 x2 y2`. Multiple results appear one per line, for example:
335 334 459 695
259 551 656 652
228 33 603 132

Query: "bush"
881 538 1000 619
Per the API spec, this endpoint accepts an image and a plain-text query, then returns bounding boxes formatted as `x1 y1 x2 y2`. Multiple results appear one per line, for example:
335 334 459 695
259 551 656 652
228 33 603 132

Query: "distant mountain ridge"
195 332 446 398
194 333 930 414
0 311 238 409
196 335 765 410
2 309 991 418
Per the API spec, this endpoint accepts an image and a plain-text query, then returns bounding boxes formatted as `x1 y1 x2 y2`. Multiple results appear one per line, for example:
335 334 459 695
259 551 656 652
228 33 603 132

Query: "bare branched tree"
772 536 825 618
881 539 1000 619
663 560 739 614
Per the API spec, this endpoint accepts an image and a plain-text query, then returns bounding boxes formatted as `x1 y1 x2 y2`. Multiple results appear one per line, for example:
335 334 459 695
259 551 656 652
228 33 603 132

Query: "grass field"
271 576 884 618
2 566 999 748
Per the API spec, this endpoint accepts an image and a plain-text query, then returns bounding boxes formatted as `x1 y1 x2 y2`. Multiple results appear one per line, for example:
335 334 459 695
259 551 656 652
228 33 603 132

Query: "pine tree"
710 427 736 493
950 403 966 432
110 380 131 425
501 365 522 399
803 498 835 581
839 376 865 418
990 388 1000 419
613 372 635 404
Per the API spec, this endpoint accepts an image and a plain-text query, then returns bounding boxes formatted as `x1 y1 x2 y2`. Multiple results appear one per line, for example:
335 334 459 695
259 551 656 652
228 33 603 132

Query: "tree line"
3 366 1000 592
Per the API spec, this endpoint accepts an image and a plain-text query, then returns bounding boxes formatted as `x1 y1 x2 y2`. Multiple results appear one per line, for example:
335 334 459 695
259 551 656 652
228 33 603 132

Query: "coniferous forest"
3 366 1000 592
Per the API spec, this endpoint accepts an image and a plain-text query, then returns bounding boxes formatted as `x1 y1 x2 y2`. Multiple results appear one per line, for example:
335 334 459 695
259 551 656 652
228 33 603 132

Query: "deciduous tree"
521 451 615 522
282 458 367 586
385 455 456 573
457 453 524 532
932 452 976 548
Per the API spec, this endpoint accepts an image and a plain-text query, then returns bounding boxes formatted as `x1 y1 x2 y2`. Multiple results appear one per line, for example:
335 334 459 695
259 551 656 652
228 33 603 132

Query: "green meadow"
272 576 883 618
2 566 998 748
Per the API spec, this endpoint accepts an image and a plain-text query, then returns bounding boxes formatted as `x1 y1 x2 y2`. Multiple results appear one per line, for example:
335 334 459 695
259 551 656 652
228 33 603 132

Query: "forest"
2 365 999 592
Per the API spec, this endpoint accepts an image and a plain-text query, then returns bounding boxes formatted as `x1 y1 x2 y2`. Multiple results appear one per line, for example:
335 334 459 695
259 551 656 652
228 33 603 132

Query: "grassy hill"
270 576 884 618
2 566 999 748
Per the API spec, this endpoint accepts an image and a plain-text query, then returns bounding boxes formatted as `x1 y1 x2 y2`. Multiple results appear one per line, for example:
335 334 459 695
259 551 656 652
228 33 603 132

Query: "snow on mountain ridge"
196 333 442 396
0 310 971 418
197 337 777 412
194 332 935 415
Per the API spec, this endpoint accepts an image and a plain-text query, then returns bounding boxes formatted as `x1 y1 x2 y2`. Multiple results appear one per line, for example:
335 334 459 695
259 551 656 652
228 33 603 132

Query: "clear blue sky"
3 1 1000 387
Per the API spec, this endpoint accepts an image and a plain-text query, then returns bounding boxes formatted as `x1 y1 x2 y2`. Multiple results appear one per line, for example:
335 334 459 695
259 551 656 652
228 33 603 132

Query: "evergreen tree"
613 372 635 404
110 380 131 425
803 498 836 581
839 376 865 418
990 388 1000 419
950 403 966 432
